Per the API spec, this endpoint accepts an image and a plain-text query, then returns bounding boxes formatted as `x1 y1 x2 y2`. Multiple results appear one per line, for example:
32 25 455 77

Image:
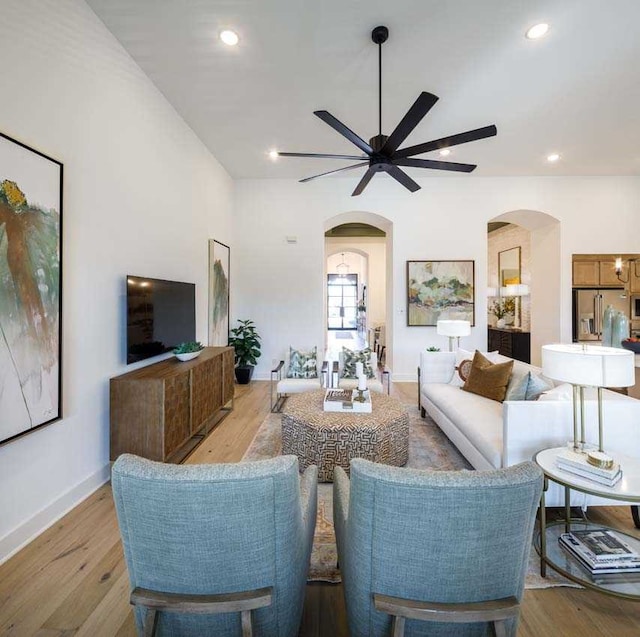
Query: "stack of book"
559 529 640 584
555 449 622 487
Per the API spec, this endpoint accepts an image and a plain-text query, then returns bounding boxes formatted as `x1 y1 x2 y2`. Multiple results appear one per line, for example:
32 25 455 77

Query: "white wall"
234 176 640 381
0 0 234 561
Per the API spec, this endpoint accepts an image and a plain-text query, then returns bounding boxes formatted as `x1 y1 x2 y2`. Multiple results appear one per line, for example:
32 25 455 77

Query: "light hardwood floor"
1 381 640 636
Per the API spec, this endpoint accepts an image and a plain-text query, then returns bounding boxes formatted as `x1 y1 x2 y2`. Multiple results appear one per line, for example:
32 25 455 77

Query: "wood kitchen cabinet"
599 260 622 286
572 259 624 287
572 260 600 286
110 347 234 463
630 263 640 293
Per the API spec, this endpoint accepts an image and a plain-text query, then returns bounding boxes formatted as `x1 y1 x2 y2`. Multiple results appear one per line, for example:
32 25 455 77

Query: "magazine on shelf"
556 462 622 487
571 529 638 560
559 534 640 573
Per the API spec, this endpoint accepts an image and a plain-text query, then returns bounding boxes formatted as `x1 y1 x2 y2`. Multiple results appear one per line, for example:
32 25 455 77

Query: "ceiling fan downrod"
371 25 389 138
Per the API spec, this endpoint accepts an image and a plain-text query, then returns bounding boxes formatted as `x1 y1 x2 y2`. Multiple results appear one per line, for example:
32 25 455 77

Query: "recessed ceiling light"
268 150 279 160
220 30 239 46
439 149 451 157
526 23 549 40
547 153 560 162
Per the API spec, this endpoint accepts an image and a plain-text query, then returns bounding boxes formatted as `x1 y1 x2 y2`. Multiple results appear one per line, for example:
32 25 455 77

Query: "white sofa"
418 350 640 507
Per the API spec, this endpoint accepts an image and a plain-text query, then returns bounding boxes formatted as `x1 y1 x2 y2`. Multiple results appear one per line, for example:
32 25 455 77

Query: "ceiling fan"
276 26 497 196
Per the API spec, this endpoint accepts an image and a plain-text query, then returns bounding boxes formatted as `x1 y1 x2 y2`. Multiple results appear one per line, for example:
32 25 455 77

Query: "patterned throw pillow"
286 347 318 379
341 347 375 379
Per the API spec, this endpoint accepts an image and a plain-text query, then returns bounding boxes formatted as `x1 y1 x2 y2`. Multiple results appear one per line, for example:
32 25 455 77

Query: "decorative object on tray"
407 260 475 326
323 388 372 413
173 341 204 362
542 344 635 465
555 448 622 487
208 240 230 346
228 319 261 384
0 131 63 444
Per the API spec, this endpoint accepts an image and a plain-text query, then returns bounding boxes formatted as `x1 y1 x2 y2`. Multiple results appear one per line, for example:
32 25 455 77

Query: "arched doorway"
487 210 561 366
324 212 393 366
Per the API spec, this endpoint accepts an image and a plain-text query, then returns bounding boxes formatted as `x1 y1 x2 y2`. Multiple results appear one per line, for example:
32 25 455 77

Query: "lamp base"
587 450 614 470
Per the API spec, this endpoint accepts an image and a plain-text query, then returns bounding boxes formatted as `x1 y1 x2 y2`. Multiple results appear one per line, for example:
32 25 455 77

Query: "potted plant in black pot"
228 319 261 384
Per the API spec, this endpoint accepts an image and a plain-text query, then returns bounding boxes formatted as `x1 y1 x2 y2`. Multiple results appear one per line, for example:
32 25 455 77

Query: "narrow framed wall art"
407 260 475 326
0 131 63 445
208 239 230 346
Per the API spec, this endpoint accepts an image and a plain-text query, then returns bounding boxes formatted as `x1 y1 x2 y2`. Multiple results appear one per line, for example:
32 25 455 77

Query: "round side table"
534 447 640 600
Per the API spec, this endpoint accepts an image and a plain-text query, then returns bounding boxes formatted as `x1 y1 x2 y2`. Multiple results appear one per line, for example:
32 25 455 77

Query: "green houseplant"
172 341 204 362
228 319 261 384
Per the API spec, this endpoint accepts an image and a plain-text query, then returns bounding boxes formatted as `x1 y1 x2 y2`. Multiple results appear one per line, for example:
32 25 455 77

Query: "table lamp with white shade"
436 320 471 352
504 284 529 329
542 344 635 466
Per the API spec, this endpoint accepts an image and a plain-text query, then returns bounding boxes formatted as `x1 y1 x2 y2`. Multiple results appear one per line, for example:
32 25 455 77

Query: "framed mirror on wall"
499 246 521 287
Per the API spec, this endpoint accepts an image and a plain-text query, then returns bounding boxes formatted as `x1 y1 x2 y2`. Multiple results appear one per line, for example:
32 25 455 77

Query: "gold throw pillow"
462 351 514 402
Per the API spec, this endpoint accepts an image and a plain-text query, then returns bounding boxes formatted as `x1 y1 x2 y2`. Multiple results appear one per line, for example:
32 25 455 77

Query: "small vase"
496 318 506 328
611 310 630 348
602 304 614 346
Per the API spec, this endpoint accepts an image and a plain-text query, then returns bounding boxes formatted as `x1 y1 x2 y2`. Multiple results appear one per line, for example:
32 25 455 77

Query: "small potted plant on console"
228 319 261 384
173 341 204 362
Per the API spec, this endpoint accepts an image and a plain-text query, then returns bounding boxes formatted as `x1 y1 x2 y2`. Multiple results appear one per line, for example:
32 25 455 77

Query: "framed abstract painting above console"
0 131 63 445
407 260 475 326
208 239 230 346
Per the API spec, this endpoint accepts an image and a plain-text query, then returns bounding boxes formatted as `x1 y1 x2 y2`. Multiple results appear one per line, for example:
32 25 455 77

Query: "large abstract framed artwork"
407 260 475 326
0 132 63 445
208 240 230 346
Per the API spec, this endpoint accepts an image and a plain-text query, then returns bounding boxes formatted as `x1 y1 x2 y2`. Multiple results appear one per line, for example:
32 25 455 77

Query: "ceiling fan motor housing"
371 25 389 44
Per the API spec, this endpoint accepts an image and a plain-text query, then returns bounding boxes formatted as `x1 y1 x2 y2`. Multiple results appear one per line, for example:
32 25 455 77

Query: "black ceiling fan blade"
278 152 369 160
394 124 498 159
314 111 374 155
352 166 377 196
381 92 439 156
384 165 421 192
394 158 477 173
299 162 368 183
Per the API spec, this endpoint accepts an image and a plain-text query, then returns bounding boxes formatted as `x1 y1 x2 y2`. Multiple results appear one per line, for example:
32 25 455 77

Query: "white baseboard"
0 463 111 565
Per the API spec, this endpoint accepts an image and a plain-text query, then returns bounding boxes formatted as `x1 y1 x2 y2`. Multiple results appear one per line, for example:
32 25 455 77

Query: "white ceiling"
87 0 640 180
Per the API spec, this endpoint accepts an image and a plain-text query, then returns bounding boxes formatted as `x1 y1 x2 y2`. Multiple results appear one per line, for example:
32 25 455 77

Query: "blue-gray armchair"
112 454 317 637
333 459 543 637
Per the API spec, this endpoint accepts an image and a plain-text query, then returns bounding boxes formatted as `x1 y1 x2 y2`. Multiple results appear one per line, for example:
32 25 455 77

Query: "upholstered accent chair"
270 347 331 412
333 458 543 637
112 454 318 637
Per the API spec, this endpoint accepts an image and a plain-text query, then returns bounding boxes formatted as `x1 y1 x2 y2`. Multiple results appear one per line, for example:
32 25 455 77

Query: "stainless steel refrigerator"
572 288 629 342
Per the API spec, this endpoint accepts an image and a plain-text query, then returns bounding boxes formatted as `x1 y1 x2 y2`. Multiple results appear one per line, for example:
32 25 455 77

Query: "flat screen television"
126 275 196 364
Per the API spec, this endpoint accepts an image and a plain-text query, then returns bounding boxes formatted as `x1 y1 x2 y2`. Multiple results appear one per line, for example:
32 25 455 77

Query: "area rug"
243 402 579 589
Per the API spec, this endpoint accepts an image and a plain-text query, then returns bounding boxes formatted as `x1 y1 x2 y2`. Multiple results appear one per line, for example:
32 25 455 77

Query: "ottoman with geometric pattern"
282 390 409 482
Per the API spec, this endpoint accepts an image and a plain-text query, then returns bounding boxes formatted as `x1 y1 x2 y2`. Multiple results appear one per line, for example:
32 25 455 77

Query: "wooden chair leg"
493 618 508 637
143 608 158 637
392 615 406 637
241 609 253 637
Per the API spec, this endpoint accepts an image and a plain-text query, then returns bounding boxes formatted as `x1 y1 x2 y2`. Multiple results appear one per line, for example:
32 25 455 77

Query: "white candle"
358 374 367 391
355 362 364 377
